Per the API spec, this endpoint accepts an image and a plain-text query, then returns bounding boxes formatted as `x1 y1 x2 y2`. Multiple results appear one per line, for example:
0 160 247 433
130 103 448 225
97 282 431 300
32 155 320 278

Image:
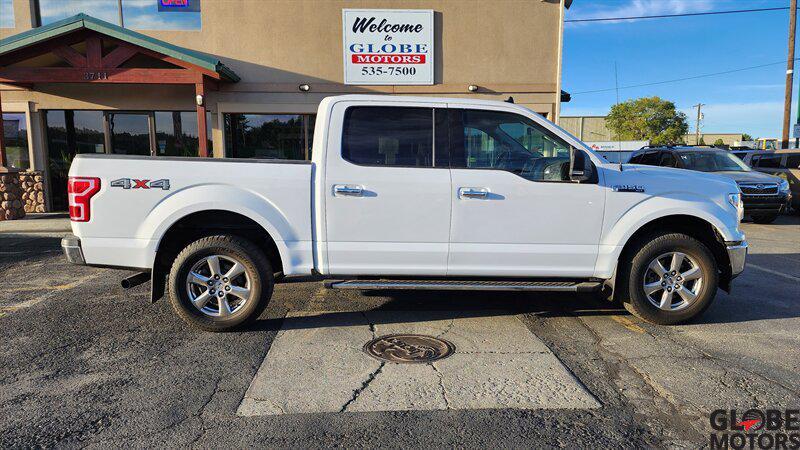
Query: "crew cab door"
322 102 451 275
447 107 604 277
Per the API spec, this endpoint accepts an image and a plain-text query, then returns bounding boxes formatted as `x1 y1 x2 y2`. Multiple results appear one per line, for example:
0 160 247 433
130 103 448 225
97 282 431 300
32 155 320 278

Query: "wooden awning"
0 14 240 162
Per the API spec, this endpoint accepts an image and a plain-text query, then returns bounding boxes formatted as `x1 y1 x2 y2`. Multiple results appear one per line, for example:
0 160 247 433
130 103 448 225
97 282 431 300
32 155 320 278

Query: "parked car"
749 149 800 213
62 95 747 330
730 149 758 164
629 146 791 224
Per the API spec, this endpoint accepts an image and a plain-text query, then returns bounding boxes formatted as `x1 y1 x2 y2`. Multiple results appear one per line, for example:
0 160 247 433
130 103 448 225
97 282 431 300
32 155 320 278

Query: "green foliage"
713 138 725 146
741 133 753 141
605 97 689 145
698 136 706 145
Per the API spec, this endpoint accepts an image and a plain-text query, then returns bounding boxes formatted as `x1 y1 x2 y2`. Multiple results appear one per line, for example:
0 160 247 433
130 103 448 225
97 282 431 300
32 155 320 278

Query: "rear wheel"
751 213 778 224
619 233 718 325
167 235 273 331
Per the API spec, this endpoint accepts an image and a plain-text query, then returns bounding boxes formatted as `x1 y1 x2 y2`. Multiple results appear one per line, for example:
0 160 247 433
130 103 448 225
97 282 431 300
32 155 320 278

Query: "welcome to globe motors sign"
342 9 434 85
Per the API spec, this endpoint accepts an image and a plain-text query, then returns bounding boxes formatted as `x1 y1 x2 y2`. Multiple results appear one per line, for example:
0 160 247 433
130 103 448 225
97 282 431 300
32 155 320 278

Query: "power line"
565 6 789 23
572 59 800 96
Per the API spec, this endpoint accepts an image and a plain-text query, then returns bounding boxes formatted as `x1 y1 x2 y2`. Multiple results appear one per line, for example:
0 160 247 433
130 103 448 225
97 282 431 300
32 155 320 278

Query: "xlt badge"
612 185 645 193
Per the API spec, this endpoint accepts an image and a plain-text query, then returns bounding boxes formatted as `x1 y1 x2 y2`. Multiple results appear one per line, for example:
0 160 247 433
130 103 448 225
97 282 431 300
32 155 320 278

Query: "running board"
325 279 602 292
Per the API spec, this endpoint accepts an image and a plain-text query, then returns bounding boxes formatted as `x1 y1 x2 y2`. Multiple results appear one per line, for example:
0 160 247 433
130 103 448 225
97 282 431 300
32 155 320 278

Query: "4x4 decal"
110 178 170 190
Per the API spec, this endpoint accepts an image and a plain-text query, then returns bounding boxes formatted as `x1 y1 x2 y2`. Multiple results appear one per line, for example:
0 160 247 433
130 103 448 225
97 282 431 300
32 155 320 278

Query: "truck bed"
68 154 314 273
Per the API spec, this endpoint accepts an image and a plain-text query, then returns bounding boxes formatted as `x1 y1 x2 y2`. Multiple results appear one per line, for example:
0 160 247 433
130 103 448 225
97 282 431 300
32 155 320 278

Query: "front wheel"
167 235 273 332
620 233 718 325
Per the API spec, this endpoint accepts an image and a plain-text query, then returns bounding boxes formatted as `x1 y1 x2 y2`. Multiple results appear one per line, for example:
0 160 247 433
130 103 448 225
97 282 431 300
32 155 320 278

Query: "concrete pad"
238 310 599 415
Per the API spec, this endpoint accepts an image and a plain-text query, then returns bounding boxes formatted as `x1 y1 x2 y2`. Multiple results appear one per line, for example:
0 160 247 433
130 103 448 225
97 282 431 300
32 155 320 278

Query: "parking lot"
0 215 798 448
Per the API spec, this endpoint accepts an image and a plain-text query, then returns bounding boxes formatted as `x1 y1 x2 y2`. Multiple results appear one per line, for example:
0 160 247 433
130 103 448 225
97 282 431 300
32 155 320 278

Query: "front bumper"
742 193 789 214
61 235 86 265
726 240 748 277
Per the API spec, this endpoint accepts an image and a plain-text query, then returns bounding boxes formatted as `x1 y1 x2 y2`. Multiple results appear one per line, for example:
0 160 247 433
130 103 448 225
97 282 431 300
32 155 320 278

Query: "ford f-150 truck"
62 95 748 331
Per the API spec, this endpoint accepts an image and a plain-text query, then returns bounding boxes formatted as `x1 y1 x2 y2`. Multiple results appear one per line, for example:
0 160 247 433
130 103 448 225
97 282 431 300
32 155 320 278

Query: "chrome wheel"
186 255 251 317
642 252 704 312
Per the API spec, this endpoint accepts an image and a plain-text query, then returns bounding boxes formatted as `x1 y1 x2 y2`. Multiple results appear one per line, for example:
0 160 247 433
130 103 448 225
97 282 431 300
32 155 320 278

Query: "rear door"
446 107 605 277
323 102 452 275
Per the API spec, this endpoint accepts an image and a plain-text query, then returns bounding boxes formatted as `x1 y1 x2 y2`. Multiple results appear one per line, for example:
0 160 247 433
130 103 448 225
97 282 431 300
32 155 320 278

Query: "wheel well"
611 214 732 296
150 210 283 302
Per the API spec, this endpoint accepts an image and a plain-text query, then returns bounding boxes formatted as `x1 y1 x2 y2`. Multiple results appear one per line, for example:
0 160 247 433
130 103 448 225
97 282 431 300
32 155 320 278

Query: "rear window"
785 154 800 169
753 154 784 169
342 107 433 167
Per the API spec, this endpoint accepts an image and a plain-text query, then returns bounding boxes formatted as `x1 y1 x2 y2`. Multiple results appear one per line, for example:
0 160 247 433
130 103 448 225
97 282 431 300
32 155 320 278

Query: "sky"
34 0 200 30
562 0 799 138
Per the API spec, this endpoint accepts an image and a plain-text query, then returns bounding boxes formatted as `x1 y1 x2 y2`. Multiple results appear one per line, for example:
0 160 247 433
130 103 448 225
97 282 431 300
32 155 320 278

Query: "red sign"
351 54 426 64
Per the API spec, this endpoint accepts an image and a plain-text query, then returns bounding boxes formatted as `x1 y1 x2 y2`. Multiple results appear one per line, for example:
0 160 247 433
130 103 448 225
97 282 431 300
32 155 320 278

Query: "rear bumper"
61 234 86 265
726 240 748 277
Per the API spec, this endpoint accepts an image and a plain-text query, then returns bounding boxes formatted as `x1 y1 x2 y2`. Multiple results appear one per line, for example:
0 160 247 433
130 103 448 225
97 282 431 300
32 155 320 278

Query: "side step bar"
325 279 602 292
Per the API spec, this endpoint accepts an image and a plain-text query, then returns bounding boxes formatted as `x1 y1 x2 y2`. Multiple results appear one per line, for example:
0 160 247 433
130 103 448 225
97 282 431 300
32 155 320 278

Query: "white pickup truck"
62 95 747 331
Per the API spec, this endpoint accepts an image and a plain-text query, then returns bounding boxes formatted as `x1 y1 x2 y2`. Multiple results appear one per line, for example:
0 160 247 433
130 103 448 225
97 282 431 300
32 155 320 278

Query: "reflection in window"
0 0 14 28
224 114 314 160
38 0 201 30
45 110 105 211
155 111 202 157
2 113 29 169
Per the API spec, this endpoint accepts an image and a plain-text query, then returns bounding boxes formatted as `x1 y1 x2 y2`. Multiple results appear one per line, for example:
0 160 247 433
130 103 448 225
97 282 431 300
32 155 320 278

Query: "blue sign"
158 0 201 13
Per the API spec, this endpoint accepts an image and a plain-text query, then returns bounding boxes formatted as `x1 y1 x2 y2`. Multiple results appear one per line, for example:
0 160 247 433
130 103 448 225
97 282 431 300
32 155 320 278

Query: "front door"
447 107 604 277
106 112 154 156
323 103 451 275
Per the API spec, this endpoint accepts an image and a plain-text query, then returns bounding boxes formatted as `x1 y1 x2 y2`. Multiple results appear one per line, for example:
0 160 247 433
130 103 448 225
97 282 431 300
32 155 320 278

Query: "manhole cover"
364 334 455 363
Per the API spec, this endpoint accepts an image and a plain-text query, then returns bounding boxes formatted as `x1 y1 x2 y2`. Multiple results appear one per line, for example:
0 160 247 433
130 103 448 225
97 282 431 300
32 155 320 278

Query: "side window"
638 151 660 165
450 109 572 181
659 152 677 167
753 154 783 169
629 153 642 164
786 154 800 169
342 107 433 167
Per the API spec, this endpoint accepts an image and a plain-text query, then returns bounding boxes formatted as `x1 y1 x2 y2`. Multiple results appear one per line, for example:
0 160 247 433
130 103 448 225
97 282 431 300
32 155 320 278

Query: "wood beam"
196 81 209 157
102 44 138 69
52 45 87 68
86 36 102 68
0 89 6 167
0 67 203 84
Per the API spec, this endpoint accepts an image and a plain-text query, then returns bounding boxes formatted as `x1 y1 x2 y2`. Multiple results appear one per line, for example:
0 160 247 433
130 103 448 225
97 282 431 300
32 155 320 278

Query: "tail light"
68 177 101 222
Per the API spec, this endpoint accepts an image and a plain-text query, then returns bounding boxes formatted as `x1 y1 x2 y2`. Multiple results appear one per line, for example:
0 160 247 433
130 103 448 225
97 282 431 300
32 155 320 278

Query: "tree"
713 138 725 146
605 97 689 145
741 133 753 141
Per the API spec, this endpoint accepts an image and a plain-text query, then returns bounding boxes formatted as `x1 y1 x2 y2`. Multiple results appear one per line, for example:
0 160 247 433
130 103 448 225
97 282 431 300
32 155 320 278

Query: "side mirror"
570 149 595 182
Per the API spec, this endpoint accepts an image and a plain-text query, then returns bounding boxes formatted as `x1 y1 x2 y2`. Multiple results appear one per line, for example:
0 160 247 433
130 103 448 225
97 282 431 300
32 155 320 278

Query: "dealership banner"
342 9 434 85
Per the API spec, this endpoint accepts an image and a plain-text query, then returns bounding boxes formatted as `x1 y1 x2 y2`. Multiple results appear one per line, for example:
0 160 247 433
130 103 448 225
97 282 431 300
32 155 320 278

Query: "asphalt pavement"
0 215 798 448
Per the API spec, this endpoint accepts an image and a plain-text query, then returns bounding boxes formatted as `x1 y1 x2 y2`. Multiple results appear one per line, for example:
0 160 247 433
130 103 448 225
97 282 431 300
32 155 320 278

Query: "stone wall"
0 170 26 221
19 170 45 213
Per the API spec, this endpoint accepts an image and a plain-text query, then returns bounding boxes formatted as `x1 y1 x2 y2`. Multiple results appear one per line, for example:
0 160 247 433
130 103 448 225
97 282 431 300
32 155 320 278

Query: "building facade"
0 0 569 212
561 116 744 148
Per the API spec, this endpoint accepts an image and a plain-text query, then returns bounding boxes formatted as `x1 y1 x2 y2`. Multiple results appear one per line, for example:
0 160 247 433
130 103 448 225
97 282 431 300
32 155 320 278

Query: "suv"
630 146 791 224
749 149 800 213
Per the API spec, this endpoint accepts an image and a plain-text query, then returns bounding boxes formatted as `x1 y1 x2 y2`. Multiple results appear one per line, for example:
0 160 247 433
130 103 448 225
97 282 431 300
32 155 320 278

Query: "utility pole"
693 103 705 145
782 0 797 148
117 0 124 27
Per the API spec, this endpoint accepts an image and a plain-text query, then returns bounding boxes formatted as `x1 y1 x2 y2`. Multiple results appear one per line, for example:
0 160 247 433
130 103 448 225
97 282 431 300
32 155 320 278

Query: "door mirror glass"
570 149 595 182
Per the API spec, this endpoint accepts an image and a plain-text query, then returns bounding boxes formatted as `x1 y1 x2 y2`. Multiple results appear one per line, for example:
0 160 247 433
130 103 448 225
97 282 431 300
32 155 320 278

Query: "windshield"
678 152 751 172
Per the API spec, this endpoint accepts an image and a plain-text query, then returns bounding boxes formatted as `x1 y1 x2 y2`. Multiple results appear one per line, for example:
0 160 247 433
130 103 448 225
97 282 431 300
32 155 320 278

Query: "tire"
751 213 778 224
619 233 718 325
167 235 273 332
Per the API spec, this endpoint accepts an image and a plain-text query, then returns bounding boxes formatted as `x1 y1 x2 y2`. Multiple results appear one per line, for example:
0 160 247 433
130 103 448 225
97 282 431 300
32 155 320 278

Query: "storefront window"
155 111 202 157
2 113 29 169
0 0 14 28
38 0 201 30
224 114 315 160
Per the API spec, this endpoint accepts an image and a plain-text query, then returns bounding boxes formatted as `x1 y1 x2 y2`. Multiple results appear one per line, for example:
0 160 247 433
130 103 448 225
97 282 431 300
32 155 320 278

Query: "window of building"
155 111 204 157
0 0 14 28
341 107 433 167
2 113 29 169
451 109 571 181
224 114 314 160
38 0 201 30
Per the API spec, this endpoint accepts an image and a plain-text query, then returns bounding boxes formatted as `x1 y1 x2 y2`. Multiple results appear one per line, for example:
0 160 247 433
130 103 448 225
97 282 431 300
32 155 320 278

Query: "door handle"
333 184 364 197
458 187 489 199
